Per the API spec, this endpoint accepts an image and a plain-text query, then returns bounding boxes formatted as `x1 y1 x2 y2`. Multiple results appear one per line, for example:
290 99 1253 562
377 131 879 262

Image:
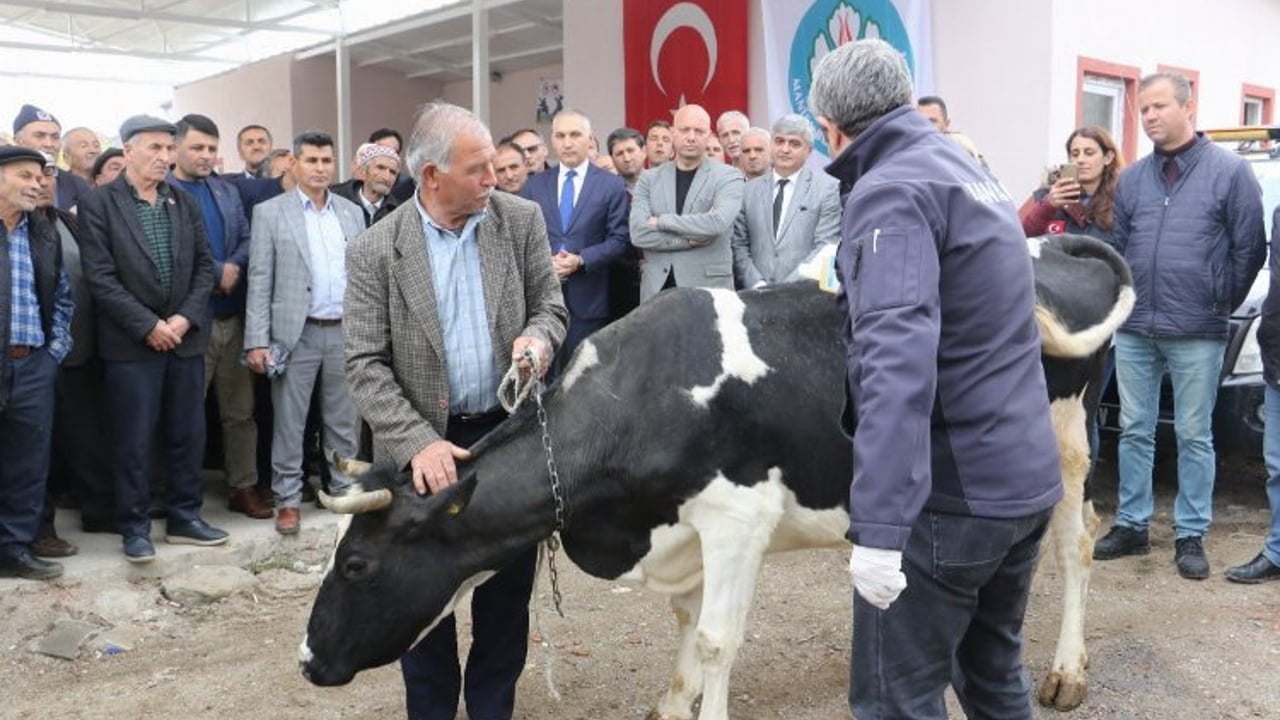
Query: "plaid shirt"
132 181 175 294
5 213 74 362
415 199 496 414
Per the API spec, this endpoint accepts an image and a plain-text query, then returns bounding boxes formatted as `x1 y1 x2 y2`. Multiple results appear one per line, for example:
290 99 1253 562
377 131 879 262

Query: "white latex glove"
849 545 907 610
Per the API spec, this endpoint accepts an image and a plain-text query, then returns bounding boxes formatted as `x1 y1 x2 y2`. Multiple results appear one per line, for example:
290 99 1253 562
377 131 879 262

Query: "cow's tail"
1036 235 1135 359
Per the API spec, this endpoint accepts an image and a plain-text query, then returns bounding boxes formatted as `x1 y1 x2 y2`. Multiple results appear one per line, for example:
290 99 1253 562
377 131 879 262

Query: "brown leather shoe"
275 507 300 536
30 536 78 558
229 487 273 519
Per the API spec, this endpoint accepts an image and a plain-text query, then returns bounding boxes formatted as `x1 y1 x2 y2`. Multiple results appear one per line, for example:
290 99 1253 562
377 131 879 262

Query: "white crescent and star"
649 2 719 98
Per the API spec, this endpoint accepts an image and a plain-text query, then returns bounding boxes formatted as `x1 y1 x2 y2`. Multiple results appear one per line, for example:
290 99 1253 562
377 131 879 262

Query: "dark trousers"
105 354 206 539
49 361 113 529
0 348 58 556
850 508 1052 720
401 414 537 720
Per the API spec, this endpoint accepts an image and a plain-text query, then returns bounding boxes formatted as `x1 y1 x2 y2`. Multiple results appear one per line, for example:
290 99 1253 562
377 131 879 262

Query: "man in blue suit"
168 114 271 520
522 109 630 371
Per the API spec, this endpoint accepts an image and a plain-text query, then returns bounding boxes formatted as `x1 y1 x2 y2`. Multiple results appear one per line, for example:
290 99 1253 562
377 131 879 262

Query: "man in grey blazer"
732 114 842 288
244 131 367 535
344 102 566 720
630 104 745 301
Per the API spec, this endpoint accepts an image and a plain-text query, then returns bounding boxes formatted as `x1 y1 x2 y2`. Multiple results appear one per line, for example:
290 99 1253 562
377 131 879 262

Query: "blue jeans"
1114 332 1224 538
0 348 58 555
849 509 1051 719
1262 385 1280 566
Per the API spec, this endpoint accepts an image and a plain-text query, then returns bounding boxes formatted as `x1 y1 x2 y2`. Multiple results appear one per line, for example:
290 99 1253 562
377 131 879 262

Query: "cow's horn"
330 451 373 478
320 487 393 514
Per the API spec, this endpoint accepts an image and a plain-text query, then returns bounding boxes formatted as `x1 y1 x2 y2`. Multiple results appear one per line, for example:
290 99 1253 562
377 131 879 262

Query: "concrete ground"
0 476 344 598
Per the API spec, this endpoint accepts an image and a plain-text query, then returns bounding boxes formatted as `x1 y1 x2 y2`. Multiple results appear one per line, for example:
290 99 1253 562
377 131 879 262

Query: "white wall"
173 55 294 172
933 0 1054 200
443 62 563 143
1048 0 1280 167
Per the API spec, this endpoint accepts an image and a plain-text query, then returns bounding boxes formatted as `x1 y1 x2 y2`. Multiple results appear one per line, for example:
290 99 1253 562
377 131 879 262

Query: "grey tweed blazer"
343 191 568 467
244 189 366 352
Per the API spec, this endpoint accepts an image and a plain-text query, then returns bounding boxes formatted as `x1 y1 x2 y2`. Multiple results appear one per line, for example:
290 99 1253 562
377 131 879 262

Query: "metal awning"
0 0 562 85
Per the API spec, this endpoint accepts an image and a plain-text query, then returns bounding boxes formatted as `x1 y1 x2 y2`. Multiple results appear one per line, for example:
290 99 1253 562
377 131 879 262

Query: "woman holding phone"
1018 125 1125 244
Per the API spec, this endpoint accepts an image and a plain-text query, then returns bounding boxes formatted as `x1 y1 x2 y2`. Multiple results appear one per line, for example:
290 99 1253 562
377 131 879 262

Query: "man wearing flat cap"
331 142 401 226
78 114 229 563
11 105 92 213
0 146 75 580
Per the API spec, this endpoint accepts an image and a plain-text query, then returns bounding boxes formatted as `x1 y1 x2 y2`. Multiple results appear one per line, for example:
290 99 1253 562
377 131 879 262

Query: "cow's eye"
342 557 370 580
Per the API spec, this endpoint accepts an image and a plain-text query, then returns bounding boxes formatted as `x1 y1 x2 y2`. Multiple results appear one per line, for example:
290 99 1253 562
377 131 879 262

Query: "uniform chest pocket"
857 229 922 314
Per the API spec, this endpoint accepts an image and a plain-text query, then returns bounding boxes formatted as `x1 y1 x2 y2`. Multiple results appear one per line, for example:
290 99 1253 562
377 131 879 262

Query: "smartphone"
1059 164 1079 182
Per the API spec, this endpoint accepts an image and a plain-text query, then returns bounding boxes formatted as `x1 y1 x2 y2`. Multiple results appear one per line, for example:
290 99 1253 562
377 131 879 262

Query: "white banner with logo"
761 0 933 162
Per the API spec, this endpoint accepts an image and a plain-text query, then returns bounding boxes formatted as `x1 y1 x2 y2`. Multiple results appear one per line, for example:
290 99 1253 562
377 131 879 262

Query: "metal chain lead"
530 354 567 618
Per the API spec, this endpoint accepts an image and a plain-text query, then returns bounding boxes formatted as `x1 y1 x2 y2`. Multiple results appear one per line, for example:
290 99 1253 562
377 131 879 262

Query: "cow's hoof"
1037 670 1088 711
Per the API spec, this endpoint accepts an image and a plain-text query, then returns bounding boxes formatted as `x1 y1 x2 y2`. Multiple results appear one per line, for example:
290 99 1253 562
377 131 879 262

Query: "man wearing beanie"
330 142 401 226
11 105 92 213
78 114 229 563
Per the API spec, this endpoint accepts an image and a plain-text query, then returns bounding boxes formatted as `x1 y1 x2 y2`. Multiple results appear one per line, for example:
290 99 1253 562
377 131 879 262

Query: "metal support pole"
472 0 490 123
336 37 352 180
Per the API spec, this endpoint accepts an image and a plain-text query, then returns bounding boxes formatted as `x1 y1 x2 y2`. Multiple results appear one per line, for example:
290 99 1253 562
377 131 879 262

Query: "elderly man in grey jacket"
343 102 566 720
1094 71 1266 580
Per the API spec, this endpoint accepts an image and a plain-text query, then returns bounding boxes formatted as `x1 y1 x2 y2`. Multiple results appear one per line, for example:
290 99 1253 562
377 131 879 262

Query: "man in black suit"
78 115 229 563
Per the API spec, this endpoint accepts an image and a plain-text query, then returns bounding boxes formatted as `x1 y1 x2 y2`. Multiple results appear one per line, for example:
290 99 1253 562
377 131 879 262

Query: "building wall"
1048 0 1280 172
442 62 562 144
176 53 442 173
933 1 1054 202
173 54 293 172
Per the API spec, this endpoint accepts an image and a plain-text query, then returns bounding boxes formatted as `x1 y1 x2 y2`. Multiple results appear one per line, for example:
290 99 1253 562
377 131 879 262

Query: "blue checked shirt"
414 198 497 414
6 214 73 363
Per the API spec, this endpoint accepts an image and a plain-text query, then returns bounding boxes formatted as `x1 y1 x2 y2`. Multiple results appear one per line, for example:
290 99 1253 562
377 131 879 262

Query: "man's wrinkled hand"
849 545 907 610
145 320 181 352
219 263 241 294
410 439 473 495
511 336 550 378
245 347 270 374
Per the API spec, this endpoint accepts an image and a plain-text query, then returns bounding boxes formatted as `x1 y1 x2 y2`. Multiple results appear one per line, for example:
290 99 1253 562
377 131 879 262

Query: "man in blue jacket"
810 39 1062 718
1094 72 1266 580
522 109 630 371
169 114 271 520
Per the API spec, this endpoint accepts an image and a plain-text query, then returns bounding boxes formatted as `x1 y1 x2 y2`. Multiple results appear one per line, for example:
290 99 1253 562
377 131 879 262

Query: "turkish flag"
623 0 748 131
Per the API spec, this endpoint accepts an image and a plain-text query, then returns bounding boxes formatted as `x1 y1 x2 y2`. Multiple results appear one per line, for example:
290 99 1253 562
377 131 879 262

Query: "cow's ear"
428 473 479 522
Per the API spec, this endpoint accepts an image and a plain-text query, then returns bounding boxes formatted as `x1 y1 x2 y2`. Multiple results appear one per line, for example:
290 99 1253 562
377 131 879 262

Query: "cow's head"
299 454 487 686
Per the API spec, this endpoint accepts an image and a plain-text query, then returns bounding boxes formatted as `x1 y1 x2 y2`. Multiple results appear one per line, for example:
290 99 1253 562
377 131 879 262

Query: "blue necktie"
559 169 576 231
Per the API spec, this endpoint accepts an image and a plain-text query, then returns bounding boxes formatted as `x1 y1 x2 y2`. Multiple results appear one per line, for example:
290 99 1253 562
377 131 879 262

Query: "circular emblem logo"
788 0 915 156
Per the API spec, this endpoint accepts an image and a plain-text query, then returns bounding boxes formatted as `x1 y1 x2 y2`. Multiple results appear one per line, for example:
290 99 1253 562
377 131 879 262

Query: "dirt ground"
2 457 1278 720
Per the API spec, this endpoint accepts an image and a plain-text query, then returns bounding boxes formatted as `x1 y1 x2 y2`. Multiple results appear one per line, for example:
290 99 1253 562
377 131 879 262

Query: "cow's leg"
1038 394 1093 711
681 472 785 720
647 584 705 720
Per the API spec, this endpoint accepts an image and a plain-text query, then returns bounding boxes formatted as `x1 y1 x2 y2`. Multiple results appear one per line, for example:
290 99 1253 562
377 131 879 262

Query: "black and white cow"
300 233 1133 718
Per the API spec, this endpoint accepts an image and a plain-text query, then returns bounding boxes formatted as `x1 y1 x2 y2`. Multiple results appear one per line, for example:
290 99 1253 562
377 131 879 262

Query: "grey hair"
716 110 750 132
405 102 492 179
770 114 814 145
1140 71 1192 105
552 108 592 135
742 126 771 144
809 38 913 140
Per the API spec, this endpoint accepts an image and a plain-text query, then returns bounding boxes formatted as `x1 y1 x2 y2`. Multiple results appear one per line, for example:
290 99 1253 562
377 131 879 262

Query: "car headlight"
1233 317 1264 375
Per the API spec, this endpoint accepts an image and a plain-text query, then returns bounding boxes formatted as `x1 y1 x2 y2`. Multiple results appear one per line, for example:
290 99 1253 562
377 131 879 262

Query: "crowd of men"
1 34 1279 720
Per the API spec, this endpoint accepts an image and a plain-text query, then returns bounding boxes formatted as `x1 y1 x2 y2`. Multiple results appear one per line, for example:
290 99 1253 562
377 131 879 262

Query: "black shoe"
165 519 229 546
1093 525 1150 560
1174 536 1210 580
123 535 156 564
1225 553 1280 584
0 549 64 581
